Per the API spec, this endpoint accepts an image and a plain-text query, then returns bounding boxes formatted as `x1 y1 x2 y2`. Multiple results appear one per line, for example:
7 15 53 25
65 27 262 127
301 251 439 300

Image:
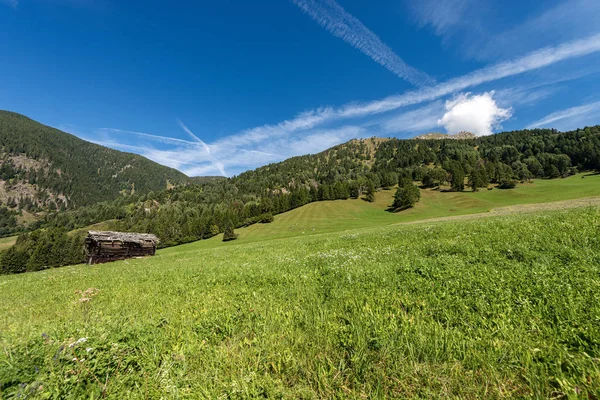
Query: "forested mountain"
2 123 600 274
0 111 189 234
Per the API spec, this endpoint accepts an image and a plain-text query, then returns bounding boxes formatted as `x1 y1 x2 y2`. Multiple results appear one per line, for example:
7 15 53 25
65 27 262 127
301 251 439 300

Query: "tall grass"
1 208 599 398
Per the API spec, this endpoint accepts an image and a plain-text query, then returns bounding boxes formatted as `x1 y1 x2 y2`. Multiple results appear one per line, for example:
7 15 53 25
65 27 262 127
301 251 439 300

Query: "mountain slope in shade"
0 111 189 226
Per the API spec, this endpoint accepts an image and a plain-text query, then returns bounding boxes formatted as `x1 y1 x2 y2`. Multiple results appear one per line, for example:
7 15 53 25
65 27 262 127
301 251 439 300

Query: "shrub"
222 225 238 242
498 180 517 189
259 213 274 223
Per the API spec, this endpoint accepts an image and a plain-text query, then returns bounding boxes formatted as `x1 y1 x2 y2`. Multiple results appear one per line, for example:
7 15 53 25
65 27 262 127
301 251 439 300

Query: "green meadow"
168 173 600 251
1 205 599 398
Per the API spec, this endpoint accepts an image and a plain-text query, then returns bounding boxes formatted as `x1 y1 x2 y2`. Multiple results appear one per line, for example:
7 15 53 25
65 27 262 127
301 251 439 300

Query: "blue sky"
1 0 600 176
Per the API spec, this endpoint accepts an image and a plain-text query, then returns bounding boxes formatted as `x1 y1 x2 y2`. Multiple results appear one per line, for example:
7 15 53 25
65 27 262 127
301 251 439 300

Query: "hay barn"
85 231 159 265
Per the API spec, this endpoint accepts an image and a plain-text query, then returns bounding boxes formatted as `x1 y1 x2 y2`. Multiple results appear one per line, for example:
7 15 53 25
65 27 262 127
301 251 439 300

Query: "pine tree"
469 166 489 192
222 223 238 242
364 181 375 202
451 168 465 192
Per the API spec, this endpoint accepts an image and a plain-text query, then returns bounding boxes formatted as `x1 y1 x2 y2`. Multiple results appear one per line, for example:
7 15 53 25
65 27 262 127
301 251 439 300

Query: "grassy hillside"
166 172 600 251
1 207 599 398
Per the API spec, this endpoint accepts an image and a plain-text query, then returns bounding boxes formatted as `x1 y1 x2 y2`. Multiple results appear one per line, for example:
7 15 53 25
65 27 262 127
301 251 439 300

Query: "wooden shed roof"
87 231 159 245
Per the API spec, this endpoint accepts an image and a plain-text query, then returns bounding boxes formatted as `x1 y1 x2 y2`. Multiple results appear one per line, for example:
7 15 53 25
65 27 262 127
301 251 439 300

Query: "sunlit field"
167 172 600 252
1 207 599 398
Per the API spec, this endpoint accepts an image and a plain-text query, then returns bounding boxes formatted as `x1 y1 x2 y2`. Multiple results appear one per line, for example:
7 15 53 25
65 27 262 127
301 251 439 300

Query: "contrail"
292 0 434 86
177 120 227 176
100 128 198 146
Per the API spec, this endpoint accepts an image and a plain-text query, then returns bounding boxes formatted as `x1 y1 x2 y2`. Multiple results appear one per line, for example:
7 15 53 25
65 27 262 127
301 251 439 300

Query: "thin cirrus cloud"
320 33 600 121
379 101 445 134
470 0 600 61
408 0 600 64
526 100 600 130
407 0 478 37
94 32 600 176
203 31 600 153
292 0 434 87
91 125 364 177
99 125 228 176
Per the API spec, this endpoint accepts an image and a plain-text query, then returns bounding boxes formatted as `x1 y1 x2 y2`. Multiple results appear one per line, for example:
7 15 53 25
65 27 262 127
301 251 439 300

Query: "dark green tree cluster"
392 184 421 210
0 206 18 235
376 127 600 193
0 229 84 274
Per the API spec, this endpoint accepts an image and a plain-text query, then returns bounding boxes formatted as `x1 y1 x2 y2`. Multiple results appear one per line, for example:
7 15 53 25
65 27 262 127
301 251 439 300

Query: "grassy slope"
1 208 599 398
166 173 600 252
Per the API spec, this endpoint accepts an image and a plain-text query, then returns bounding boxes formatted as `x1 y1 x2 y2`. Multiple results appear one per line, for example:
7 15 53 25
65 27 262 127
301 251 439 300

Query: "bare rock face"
414 131 476 140
453 131 477 139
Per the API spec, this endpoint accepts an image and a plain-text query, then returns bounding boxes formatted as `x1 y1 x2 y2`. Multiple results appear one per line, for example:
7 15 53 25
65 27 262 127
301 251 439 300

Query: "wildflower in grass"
69 337 88 348
75 288 99 305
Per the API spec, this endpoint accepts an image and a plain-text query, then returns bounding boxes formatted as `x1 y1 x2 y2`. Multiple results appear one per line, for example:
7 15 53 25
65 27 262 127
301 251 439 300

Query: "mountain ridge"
0 110 190 233
414 131 477 140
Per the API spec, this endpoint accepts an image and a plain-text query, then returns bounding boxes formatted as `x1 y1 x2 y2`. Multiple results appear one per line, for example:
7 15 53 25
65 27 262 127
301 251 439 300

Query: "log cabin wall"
85 231 159 264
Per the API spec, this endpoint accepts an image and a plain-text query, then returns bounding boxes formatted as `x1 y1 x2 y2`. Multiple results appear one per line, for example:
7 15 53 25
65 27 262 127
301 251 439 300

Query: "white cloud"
292 0 433 86
526 100 600 130
87 34 600 176
333 33 600 120
438 92 512 136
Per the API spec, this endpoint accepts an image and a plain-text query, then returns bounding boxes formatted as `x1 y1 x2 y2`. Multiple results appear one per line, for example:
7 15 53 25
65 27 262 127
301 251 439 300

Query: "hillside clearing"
0 235 16 251
166 173 600 252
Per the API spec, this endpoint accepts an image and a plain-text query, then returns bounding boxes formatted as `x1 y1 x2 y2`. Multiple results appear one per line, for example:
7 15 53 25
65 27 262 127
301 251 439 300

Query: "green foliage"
0 244 28 274
468 165 489 191
259 213 274 223
363 181 375 202
421 167 447 188
498 180 518 189
449 165 465 192
380 171 397 188
397 169 412 187
0 229 85 274
1 208 599 397
392 184 421 210
222 224 238 242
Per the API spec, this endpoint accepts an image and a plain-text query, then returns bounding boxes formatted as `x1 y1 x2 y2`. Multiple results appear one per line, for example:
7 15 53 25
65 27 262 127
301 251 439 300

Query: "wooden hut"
85 231 159 265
